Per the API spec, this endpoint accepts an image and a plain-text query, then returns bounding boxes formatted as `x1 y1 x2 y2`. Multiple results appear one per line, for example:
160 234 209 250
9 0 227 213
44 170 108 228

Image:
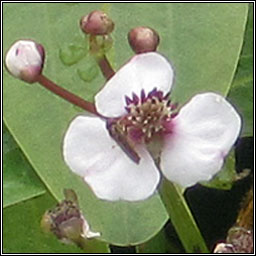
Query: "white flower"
63 52 241 201
5 40 44 83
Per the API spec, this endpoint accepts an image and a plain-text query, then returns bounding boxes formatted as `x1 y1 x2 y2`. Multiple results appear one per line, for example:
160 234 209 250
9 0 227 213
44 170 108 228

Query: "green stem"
159 178 209 253
97 54 115 80
89 35 115 80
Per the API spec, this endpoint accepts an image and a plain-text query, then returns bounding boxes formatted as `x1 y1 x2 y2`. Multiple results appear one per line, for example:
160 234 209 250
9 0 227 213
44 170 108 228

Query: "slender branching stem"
36 74 99 115
97 54 115 80
89 35 115 81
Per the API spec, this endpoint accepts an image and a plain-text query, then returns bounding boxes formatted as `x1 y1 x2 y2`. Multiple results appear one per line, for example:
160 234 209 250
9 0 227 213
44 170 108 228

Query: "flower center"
107 88 178 163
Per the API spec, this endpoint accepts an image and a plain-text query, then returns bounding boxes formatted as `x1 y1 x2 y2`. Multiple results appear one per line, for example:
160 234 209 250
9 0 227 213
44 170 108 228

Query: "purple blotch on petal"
129 128 144 142
105 118 117 131
162 119 175 134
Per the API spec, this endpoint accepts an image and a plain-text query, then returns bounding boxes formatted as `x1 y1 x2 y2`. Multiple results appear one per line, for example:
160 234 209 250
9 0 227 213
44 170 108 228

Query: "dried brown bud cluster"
128 26 160 54
41 189 100 244
213 227 253 253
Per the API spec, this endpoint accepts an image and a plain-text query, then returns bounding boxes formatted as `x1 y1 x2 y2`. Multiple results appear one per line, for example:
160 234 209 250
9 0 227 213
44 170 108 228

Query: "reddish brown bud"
80 10 114 35
128 26 160 54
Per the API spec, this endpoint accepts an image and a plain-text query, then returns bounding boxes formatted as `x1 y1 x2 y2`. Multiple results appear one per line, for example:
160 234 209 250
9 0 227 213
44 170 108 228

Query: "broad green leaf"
136 227 184 253
227 4 253 136
160 179 209 253
202 6 253 190
3 123 45 208
111 3 248 103
3 192 109 253
3 3 248 245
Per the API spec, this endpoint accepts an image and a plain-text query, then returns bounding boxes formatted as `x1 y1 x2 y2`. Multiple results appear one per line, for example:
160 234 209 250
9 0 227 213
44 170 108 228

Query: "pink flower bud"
128 27 160 54
80 10 114 35
5 40 45 83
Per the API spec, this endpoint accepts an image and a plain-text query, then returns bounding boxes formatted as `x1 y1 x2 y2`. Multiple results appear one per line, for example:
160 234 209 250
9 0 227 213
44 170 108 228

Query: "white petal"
63 115 160 201
95 52 174 118
5 40 43 78
161 93 241 187
81 216 101 239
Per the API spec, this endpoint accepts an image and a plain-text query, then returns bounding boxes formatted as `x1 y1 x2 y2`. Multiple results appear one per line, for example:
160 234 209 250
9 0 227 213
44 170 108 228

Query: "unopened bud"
5 40 45 83
80 10 114 35
128 27 160 54
213 227 253 253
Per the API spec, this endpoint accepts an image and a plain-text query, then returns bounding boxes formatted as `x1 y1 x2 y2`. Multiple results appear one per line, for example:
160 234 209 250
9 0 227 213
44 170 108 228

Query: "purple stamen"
114 88 178 156
151 98 157 104
164 92 170 100
125 106 131 113
147 87 158 98
171 112 178 118
155 91 163 100
125 95 133 105
132 92 140 105
170 102 178 110
141 89 146 103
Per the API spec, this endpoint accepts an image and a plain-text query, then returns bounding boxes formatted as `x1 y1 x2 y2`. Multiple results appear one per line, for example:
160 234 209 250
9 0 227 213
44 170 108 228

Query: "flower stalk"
97 54 115 80
88 35 115 81
5 39 99 116
36 74 99 115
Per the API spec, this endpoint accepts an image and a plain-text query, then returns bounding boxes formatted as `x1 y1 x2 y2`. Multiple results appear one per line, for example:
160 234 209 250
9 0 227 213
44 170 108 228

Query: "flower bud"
41 189 100 244
128 26 160 54
213 227 253 253
227 227 253 253
5 40 45 83
80 10 114 35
